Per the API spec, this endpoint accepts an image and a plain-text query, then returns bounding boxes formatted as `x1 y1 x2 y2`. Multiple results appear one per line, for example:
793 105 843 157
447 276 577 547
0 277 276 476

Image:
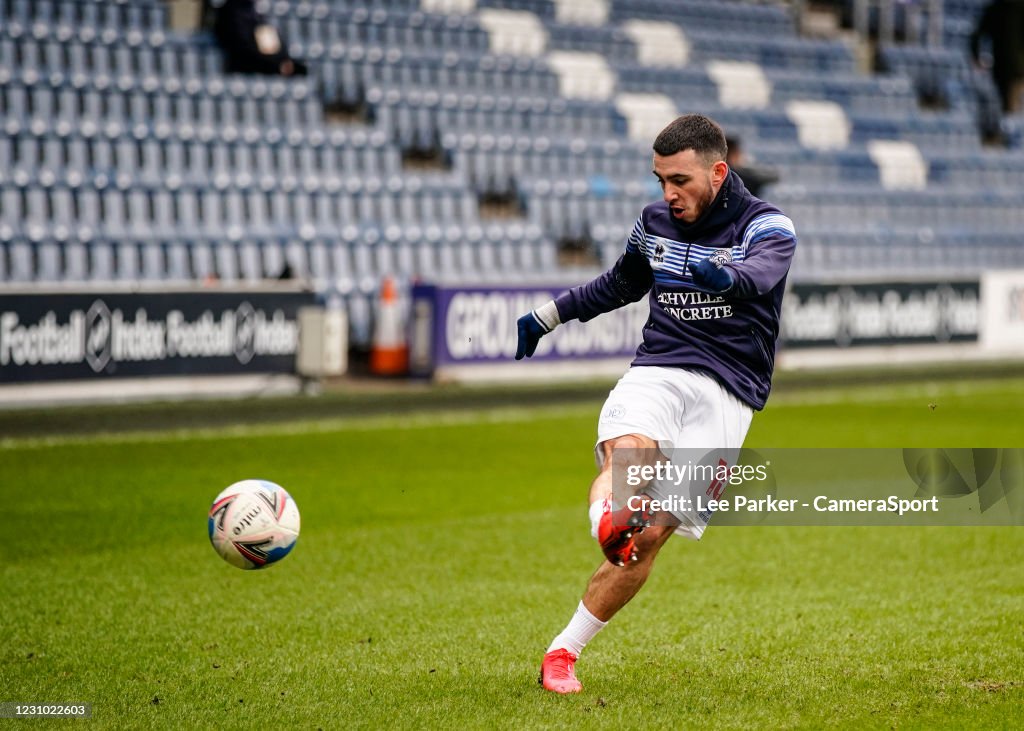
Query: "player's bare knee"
607 434 644 451
606 433 656 452
601 434 657 472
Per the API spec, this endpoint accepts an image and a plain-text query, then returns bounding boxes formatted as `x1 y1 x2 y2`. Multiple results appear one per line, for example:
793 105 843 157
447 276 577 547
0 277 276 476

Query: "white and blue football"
208 480 300 570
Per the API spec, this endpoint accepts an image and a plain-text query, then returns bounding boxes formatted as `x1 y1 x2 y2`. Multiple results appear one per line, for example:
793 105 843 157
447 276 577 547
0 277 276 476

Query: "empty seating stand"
2 0 1024 305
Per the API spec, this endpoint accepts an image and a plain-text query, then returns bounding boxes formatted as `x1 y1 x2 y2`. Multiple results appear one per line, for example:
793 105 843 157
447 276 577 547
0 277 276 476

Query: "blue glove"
688 258 734 293
515 312 551 360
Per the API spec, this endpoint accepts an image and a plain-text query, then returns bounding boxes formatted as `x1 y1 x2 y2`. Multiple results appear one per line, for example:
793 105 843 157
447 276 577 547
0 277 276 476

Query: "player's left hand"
688 257 734 293
515 312 550 359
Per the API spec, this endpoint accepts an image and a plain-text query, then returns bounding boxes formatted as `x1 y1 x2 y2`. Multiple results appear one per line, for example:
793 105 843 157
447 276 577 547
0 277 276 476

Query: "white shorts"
596 366 754 540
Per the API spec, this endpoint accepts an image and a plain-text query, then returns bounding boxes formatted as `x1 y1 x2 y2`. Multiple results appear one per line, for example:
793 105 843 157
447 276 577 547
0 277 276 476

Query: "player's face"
653 150 728 224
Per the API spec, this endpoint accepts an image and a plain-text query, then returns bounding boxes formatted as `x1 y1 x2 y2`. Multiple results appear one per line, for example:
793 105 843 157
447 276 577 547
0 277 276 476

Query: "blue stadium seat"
7 236 35 282
545 23 638 62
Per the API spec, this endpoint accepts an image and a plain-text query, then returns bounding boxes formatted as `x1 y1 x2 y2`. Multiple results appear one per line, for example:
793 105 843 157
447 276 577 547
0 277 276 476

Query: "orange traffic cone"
370 276 409 376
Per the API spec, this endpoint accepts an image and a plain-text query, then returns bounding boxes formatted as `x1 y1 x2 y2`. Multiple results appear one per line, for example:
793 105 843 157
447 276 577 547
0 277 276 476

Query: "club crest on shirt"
709 249 733 267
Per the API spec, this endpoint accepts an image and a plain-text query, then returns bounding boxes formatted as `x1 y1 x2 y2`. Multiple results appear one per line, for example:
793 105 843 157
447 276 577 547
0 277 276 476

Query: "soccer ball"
208 480 300 570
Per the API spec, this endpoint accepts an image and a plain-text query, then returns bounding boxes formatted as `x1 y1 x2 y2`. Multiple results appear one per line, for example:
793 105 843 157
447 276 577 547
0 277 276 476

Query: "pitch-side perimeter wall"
411 273 1023 382
0 286 316 406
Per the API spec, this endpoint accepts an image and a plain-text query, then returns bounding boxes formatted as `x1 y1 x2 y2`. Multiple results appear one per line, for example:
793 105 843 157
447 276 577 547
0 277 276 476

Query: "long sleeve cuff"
533 300 562 331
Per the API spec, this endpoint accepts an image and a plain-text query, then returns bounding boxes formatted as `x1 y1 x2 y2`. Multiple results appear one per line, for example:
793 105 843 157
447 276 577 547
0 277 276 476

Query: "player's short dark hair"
653 114 728 164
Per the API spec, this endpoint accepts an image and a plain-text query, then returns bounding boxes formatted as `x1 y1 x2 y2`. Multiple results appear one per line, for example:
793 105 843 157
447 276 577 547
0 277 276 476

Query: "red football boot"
597 497 652 566
539 648 582 694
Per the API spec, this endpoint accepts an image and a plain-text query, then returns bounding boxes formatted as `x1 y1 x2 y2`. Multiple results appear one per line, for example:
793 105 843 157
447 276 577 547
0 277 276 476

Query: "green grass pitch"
2 375 1023 729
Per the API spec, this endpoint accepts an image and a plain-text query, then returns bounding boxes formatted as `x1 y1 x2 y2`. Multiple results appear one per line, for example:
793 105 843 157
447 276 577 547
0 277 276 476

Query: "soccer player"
515 114 797 694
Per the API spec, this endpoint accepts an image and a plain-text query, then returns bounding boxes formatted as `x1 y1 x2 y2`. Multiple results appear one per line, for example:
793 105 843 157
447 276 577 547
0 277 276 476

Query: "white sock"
546 601 608 656
589 498 607 539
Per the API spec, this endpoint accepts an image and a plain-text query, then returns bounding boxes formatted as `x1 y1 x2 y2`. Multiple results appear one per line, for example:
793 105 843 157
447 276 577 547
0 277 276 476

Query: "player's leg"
541 434 673 694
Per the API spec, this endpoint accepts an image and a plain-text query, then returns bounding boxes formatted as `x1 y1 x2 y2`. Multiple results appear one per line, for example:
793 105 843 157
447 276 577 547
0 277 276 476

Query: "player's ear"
711 160 728 185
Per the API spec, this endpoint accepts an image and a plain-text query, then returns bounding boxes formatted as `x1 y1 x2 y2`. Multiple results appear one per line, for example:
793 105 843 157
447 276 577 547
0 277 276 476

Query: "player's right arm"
515 218 653 360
